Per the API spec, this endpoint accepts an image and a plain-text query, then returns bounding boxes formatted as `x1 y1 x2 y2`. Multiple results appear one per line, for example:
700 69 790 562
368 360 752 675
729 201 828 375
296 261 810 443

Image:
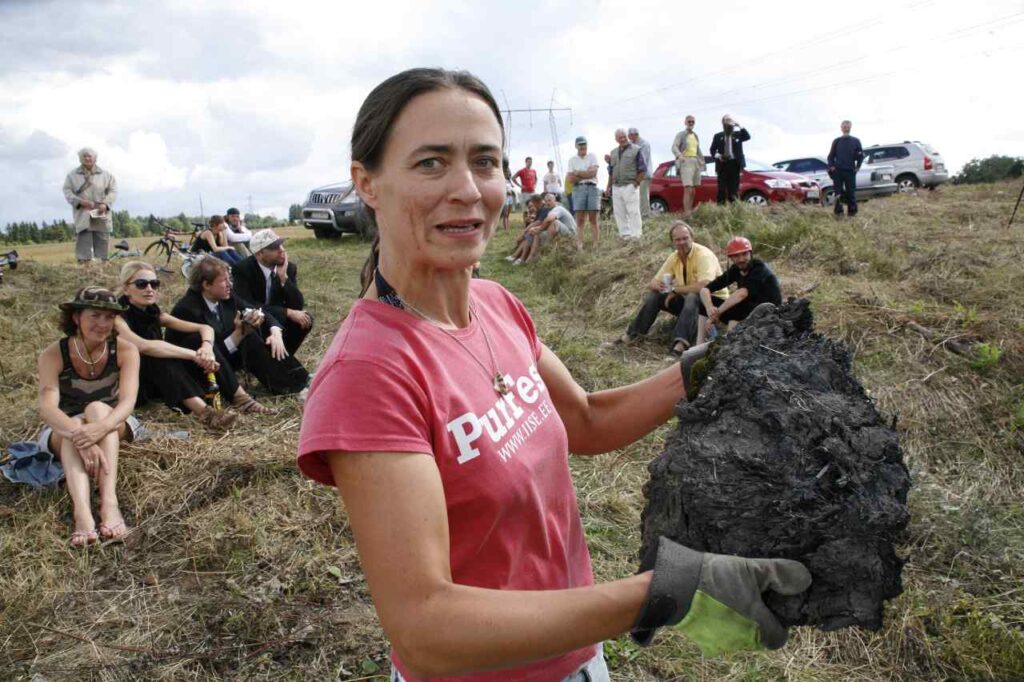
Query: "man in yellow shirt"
614 221 729 355
671 115 706 217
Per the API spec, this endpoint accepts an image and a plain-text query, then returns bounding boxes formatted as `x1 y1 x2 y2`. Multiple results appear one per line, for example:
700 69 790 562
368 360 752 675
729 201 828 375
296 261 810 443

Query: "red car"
648 158 819 214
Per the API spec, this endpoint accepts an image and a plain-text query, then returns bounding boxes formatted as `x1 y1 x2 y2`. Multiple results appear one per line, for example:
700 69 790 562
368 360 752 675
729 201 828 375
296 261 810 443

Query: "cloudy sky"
2 0 1022 226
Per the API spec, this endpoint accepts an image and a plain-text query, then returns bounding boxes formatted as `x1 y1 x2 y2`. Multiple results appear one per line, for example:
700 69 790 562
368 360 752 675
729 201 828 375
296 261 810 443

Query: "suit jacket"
167 287 280 359
709 128 751 169
231 257 304 324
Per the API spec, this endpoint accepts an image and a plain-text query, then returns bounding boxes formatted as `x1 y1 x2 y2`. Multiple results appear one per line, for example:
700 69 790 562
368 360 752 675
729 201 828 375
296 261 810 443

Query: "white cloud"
1 0 1022 226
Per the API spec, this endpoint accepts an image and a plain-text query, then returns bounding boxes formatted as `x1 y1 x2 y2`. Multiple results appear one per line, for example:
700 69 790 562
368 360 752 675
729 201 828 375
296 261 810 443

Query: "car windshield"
744 159 775 172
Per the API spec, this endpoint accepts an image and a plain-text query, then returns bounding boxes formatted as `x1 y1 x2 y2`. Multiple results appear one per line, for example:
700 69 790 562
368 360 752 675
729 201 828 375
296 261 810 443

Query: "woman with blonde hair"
38 287 140 546
114 261 240 429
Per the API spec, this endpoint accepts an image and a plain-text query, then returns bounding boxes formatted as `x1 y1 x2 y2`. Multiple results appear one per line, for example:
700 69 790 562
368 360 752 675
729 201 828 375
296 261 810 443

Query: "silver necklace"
72 336 107 378
400 298 511 396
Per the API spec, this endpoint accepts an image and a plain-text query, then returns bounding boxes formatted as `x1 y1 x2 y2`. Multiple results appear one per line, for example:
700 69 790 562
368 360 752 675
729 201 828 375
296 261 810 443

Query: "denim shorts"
572 183 600 211
390 646 609 682
38 413 141 455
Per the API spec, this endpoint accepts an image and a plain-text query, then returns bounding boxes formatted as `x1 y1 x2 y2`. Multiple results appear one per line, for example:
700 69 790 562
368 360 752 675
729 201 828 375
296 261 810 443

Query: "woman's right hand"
77 443 108 478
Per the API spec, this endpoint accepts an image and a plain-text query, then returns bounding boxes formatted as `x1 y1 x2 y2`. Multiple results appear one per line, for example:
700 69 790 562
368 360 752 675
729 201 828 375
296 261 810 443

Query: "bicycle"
143 217 205 276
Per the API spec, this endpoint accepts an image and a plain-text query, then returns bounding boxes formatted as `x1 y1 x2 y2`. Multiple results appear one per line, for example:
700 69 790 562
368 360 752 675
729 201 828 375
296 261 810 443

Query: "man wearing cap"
567 136 601 246
224 208 253 256
230 229 313 355
700 236 782 333
62 147 118 263
607 128 646 239
671 115 706 217
628 127 653 217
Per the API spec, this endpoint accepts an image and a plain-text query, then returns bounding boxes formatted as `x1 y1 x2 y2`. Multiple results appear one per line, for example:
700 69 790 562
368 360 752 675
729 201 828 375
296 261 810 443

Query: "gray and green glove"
678 342 710 401
632 537 812 656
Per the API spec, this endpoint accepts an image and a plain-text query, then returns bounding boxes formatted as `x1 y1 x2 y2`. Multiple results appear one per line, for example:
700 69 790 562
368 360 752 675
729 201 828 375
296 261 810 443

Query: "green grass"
2 183 1024 679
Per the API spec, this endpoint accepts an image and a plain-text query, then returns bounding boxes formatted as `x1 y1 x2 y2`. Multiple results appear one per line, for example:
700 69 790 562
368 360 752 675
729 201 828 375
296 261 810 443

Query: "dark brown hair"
209 214 225 228
356 68 505 296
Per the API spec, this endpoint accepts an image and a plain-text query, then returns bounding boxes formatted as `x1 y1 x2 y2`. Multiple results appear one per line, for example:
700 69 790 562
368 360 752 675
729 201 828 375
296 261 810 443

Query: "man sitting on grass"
700 236 782 334
520 193 580 263
613 221 727 355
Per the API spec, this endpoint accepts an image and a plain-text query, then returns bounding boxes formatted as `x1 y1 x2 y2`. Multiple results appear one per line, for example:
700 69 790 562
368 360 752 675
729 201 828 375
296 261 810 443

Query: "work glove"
632 537 811 656
678 342 710 401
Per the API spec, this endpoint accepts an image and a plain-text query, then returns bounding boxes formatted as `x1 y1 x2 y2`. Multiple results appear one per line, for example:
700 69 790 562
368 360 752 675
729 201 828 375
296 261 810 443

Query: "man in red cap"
699 236 781 333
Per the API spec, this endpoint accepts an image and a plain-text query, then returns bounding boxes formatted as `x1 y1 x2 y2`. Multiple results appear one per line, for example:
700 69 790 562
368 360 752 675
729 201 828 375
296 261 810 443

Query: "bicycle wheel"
144 240 172 264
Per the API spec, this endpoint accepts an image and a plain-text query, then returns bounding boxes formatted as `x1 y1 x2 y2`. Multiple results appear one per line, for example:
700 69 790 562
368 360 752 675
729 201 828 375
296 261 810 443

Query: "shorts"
678 156 702 187
520 191 535 205
555 220 576 237
37 413 141 455
572 183 600 212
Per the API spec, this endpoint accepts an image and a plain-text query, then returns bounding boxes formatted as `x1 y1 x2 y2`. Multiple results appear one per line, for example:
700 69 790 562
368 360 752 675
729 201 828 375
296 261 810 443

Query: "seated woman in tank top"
36 287 141 547
113 261 241 430
191 214 242 265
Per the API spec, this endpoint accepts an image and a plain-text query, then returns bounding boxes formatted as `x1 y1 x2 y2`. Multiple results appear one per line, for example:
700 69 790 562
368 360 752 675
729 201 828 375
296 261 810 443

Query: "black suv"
300 181 373 239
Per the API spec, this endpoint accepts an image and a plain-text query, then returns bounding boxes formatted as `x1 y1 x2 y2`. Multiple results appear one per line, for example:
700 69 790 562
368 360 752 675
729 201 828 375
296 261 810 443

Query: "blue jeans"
215 249 242 265
390 647 609 682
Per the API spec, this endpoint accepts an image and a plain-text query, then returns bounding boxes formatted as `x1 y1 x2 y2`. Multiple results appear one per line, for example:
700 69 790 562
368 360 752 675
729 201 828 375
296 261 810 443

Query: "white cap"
250 229 284 253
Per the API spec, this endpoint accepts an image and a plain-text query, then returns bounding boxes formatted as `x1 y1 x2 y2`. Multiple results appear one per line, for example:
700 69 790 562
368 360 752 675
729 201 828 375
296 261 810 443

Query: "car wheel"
650 198 669 215
313 226 340 240
822 188 837 206
896 174 919 193
743 191 768 206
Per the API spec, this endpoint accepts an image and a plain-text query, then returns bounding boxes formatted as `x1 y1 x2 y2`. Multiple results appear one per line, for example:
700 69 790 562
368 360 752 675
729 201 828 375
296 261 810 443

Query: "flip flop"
98 521 130 543
70 528 98 547
232 395 274 415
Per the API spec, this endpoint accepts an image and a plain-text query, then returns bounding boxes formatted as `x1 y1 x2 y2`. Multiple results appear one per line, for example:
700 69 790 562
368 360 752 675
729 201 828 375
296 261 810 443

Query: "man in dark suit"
231 229 313 355
709 115 751 204
167 256 308 398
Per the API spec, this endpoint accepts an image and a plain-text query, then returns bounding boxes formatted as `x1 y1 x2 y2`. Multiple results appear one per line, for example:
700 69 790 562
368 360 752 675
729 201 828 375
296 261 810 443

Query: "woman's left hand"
77 443 108 478
70 422 107 450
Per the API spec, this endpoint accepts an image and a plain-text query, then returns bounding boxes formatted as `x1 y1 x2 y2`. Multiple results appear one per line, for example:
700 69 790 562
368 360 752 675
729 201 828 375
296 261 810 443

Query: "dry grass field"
1 185 1023 680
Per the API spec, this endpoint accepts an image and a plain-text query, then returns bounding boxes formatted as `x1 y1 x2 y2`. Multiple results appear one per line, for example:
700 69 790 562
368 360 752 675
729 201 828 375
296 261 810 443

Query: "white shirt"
543 171 563 193
568 153 599 184
225 221 252 244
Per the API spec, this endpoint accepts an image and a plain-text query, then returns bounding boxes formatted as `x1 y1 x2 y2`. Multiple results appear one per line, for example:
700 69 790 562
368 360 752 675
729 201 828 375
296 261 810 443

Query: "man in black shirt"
827 120 864 217
700 236 782 333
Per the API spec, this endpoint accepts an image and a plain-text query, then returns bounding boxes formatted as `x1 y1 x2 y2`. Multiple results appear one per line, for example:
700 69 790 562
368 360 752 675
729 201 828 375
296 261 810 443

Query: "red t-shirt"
513 167 538 193
298 279 596 682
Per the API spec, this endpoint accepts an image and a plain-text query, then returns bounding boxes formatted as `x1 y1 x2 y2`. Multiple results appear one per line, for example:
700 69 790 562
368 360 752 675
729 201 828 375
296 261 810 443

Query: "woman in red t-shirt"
298 69 809 682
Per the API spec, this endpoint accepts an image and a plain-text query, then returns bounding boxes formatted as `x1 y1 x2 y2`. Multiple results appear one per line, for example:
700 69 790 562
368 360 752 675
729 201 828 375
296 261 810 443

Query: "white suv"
863 141 948 192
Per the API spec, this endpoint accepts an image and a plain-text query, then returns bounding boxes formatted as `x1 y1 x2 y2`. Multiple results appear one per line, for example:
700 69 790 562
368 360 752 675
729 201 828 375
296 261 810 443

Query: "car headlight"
764 179 793 189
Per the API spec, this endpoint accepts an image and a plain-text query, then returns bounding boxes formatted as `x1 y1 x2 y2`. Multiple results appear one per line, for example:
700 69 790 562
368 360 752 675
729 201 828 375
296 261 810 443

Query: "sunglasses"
131 279 161 290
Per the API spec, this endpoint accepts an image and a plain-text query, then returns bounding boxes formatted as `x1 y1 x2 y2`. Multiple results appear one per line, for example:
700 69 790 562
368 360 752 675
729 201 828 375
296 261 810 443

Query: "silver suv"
771 156 897 206
300 181 373 240
863 141 948 192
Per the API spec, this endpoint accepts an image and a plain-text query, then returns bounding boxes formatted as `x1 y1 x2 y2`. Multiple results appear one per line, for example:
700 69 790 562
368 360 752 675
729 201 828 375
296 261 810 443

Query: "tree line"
1 211 287 245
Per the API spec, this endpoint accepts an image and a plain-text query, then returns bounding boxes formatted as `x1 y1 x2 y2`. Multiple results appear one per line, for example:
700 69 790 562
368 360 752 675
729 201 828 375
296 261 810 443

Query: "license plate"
311 211 330 219
806 190 819 199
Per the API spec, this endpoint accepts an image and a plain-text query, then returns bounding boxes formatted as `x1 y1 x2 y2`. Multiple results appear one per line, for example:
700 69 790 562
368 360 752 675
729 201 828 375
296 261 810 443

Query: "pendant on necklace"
493 372 511 396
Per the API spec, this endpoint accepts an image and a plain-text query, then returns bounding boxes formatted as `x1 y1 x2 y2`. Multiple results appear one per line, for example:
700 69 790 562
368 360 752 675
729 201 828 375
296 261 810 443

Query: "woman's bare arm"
37 343 81 438
114 316 197 361
327 450 650 679
538 344 684 455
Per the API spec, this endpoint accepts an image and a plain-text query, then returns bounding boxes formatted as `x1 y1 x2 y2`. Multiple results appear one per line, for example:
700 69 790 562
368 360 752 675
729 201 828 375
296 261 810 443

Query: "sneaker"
669 339 689 357
512 258 523 266
504 255 516 262
602 333 637 348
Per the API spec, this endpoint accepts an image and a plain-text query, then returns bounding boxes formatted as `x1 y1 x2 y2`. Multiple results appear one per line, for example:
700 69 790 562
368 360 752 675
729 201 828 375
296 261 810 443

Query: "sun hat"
250 229 285 253
59 286 127 313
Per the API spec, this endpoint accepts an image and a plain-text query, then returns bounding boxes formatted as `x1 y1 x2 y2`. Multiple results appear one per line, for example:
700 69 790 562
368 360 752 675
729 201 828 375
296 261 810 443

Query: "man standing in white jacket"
62 147 118 263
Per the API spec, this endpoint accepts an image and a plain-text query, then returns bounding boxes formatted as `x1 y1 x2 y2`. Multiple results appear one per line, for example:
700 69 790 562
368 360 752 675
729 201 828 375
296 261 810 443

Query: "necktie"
266 268 274 304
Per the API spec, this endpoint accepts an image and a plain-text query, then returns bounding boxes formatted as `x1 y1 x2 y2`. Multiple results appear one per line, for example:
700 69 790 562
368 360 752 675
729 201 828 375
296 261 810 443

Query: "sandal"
70 528 98 547
232 395 274 415
98 520 130 543
198 406 239 430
